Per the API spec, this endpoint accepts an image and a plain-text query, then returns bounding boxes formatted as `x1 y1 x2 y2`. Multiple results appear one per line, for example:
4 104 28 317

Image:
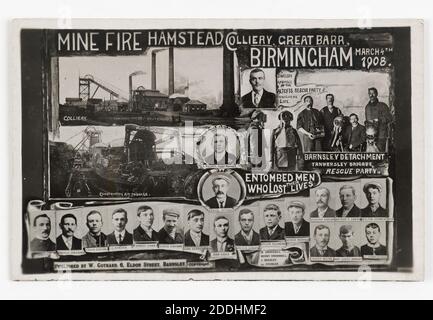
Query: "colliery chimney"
151 51 157 90
168 47 174 95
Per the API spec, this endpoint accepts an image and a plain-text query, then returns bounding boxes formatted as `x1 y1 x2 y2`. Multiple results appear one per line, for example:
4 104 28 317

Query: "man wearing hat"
205 176 238 209
158 208 184 244
336 225 362 257
184 209 209 247
361 182 388 217
271 110 303 170
285 201 310 237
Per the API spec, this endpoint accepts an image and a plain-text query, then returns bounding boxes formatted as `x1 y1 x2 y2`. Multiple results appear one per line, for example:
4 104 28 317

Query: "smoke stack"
169 47 174 95
151 51 157 90
129 75 133 110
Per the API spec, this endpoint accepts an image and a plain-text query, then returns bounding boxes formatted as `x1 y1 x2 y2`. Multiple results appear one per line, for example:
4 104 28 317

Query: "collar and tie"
117 233 122 244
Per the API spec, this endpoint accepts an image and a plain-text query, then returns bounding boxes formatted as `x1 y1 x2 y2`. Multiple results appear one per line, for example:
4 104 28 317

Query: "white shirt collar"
317 206 329 218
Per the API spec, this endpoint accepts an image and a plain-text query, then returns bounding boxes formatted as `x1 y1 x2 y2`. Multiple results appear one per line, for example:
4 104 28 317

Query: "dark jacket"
56 235 82 250
204 152 237 166
184 230 210 247
133 225 159 242
210 237 235 252
157 228 184 244
361 244 387 256
310 245 336 257
259 225 285 241
336 246 362 257
361 205 388 218
241 89 276 109
107 231 133 245
205 196 238 209
336 205 361 218
30 238 56 252
342 124 366 151
310 207 336 218
284 220 310 237
234 230 261 246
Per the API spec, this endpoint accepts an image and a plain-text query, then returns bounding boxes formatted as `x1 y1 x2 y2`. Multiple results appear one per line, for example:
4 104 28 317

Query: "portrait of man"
336 225 362 257
336 185 361 218
82 210 107 248
361 223 387 256
241 68 276 109
361 182 388 217
342 113 366 151
184 209 209 247
56 213 82 250
30 214 56 252
158 208 184 244
234 208 260 246
310 187 336 218
320 94 343 151
133 205 159 242
285 201 310 237
364 87 393 152
107 208 133 245
310 225 335 257
259 204 285 241
210 216 235 252
205 175 238 209
296 95 324 152
271 111 303 171
204 132 237 165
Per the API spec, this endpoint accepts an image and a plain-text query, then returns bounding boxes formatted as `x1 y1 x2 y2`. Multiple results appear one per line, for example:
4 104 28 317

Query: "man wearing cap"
30 214 56 252
158 208 184 244
310 225 335 258
361 182 388 217
336 185 361 218
285 201 310 237
241 68 276 109
205 176 238 209
184 209 209 247
310 187 336 218
133 205 159 242
107 208 133 245
210 216 235 252
234 208 260 246
259 204 285 241
271 110 303 170
361 223 387 256
336 225 362 257
204 132 237 166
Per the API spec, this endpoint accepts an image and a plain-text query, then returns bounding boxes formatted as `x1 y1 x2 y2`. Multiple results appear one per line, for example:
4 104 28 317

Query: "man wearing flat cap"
184 209 209 247
361 182 388 217
158 208 184 244
205 175 238 209
284 201 310 237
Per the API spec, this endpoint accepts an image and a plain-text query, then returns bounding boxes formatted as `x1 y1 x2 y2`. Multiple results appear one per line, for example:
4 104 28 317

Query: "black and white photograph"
209 212 236 255
233 206 261 248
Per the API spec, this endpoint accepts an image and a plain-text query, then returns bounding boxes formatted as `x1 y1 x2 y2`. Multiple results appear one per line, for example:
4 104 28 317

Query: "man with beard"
342 113 366 151
297 95 324 152
205 176 238 209
30 214 56 252
336 185 361 218
284 201 310 237
56 213 82 250
82 210 107 248
361 182 388 217
310 187 336 218
336 225 362 257
310 225 335 257
320 94 343 151
259 204 285 241
158 208 184 244
364 87 393 152
241 68 276 109
184 209 209 247
210 216 235 252
107 208 133 245
361 223 387 256
204 132 237 166
234 208 260 246
133 205 159 242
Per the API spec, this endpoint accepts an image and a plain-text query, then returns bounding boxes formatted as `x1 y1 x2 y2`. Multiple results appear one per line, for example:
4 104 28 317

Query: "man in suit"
336 225 362 257
204 132 237 165
241 68 276 109
133 205 159 242
234 208 260 246
30 214 56 252
56 213 82 250
310 187 336 218
82 210 107 248
336 185 361 218
320 93 343 151
259 204 285 241
361 182 388 217
210 216 235 252
158 208 184 244
361 223 387 257
285 201 310 237
342 113 366 151
107 208 133 245
184 209 209 247
205 176 238 209
310 225 336 257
